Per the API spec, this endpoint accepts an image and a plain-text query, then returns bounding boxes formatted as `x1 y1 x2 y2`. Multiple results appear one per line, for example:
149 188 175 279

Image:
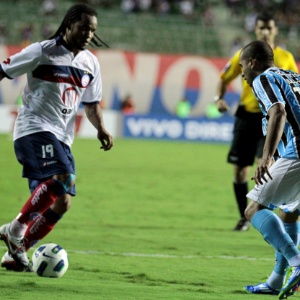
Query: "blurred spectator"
225 0 243 17
155 0 170 14
98 0 113 9
138 0 152 12
41 23 52 40
176 98 191 118
21 23 33 47
0 24 7 45
277 37 287 50
244 10 257 32
42 0 57 16
121 94 135 114
121 0 137 13
178 0 194 17
203 5 215 26
230 36 243 56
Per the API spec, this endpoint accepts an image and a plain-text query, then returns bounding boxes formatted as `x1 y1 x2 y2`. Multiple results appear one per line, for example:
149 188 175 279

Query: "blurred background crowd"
0 0 300 59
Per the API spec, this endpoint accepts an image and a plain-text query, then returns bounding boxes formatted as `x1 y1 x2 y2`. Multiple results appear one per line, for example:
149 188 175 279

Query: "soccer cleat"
279 266 300 299
0 223 32 272
1 251 33 273
233 217 251 231
1 251 18 271
244 282 280 295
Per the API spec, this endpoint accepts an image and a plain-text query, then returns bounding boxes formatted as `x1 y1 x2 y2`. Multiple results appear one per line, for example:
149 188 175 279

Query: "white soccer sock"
9 218 28 237
288 254 300 267
267 271 285 290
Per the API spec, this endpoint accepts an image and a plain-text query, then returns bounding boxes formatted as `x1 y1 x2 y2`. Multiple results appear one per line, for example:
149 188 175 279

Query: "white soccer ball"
32 243 69 278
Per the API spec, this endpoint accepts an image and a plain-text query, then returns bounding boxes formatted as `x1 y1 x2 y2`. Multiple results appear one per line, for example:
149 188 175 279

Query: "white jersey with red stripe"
1 37 102 146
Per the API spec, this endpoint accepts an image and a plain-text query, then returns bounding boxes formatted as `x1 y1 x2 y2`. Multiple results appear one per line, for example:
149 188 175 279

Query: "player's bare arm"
252 103 286 185
84 103 113 151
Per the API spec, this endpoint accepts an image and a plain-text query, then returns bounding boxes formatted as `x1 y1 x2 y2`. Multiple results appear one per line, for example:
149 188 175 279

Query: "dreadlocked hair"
50 3 109 48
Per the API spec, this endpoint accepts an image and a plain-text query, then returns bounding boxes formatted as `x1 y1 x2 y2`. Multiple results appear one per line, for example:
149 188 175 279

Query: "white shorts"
247 158 300 213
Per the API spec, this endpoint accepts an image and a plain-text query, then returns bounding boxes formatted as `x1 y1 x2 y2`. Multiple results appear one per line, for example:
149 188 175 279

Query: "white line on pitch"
68 249 274 261
0 245 274 261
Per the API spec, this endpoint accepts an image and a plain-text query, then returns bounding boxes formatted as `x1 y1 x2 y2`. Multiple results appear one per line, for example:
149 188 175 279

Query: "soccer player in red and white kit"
0 4 113 271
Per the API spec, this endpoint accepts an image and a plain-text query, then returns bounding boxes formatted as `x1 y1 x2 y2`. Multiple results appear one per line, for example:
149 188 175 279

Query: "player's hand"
251 159 273 185
97 129 113 151
215 99 229 113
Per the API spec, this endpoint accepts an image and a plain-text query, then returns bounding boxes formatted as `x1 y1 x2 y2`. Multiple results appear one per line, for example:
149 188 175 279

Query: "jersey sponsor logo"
61 108 73 115
2 58 11 65
10 108 85 134
54 72 69 78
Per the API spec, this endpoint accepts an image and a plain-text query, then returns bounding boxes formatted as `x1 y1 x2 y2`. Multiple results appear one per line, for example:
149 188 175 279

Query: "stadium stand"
0 0 299 58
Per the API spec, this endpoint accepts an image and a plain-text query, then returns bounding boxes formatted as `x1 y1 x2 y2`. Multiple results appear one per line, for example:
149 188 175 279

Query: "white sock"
288 254 300 267
266 271 285 290
9 219 28 237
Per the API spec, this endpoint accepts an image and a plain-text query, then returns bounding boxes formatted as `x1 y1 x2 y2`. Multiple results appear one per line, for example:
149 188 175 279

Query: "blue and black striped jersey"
252 67 300 159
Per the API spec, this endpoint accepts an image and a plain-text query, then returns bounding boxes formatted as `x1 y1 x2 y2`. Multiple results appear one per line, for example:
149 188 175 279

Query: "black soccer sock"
233 182 248 218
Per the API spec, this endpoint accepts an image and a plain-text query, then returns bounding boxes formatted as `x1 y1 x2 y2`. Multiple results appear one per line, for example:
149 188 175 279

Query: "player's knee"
53 173 76 192
244 207 251 221
244 202 254 221
244 201 261 222
279 209 299 223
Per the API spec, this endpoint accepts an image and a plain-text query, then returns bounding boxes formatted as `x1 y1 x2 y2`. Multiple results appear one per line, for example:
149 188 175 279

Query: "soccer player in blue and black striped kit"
239 40 300 299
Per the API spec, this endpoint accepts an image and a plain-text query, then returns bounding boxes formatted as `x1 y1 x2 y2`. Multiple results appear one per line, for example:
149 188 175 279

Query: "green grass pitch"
0 134 286 299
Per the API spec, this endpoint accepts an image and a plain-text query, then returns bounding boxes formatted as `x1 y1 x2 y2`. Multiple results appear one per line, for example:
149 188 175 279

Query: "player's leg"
246 203 300 298
270 210 300 288
0 180 68 267
24 193 72 250
245 158 300 298
0 132 75 271
244 209 300 294
1 190 73 271
0 176 74 270
228 117 257 231
7 133 75 236
232 164 250 230
1 194 72 270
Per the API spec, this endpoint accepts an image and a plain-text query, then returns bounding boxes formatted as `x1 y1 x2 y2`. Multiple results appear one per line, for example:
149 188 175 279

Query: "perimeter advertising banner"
123 114 234 142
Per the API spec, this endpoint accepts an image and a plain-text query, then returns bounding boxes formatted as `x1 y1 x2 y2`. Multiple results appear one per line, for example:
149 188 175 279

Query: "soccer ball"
32 243 69 278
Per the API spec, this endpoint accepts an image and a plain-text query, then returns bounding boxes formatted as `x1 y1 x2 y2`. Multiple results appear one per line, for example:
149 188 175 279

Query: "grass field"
0 134 294 300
